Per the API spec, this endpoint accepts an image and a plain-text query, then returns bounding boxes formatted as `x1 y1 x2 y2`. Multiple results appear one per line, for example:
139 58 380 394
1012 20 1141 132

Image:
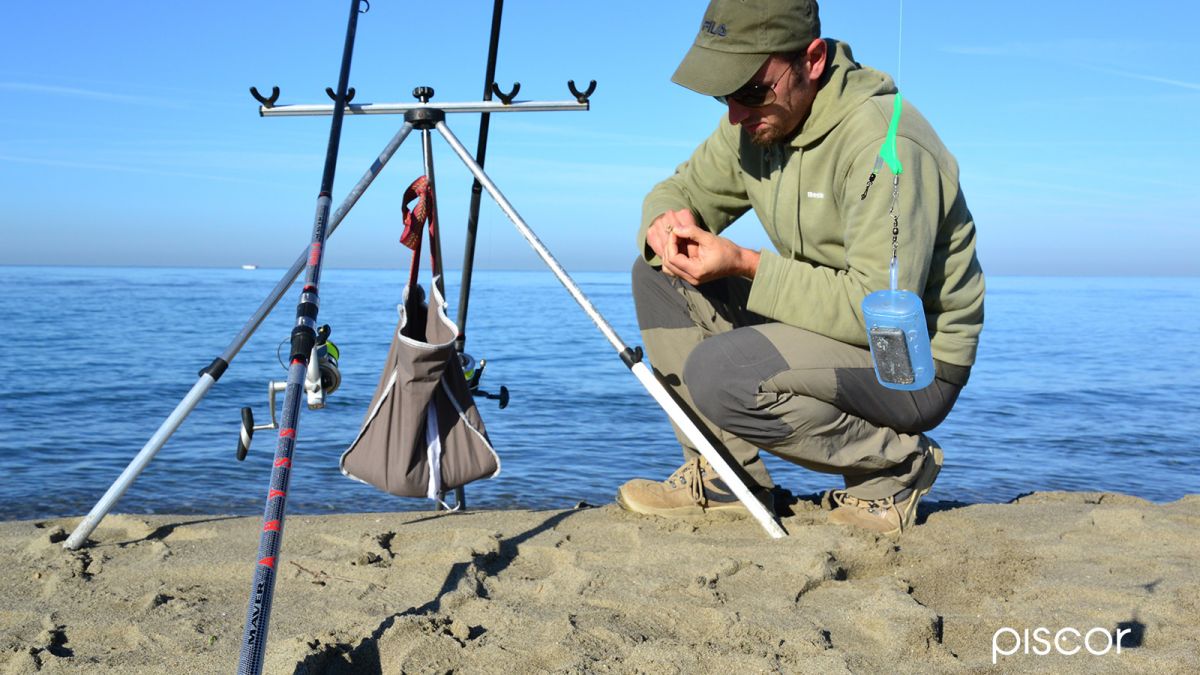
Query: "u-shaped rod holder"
491 82 520 105
250 86 281 108
568 79 597 103
326 87 356 103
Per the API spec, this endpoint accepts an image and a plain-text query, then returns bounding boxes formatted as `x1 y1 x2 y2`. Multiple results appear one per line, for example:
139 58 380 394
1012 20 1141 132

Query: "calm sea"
1 266 1197 521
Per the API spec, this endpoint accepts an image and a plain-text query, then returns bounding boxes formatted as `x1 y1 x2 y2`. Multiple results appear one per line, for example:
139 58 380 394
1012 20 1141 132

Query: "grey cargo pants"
632 258 963 500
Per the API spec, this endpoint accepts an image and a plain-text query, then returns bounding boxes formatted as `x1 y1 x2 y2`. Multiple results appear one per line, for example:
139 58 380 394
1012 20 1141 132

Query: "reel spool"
305 325 341 409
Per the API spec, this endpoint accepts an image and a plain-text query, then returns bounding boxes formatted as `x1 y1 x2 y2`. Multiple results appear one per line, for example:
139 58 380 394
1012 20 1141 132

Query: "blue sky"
2 1 1197 274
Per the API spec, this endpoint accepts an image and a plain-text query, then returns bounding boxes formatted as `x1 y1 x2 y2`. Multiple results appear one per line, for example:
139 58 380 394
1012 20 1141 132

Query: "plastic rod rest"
326 87 356 103
250 86 280 108
567 79 596 103
492 82 520 104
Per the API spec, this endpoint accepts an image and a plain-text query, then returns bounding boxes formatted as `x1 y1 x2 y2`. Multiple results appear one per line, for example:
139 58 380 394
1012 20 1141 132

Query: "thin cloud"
939 39 1113 58
939 43 1200 91
939 37 1130 57
0 82 184 108
940 44 1025 57
1077 65 1200 92
0 153 289 187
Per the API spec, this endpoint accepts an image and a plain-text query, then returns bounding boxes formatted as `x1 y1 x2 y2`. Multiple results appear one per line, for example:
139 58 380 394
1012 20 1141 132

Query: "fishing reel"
236 325 342 460
305 325 341 409
461 352 508 409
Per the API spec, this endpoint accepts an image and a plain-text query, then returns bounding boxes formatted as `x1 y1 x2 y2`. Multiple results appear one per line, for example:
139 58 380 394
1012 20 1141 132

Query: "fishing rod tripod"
252 84 783 537
62 96 596 547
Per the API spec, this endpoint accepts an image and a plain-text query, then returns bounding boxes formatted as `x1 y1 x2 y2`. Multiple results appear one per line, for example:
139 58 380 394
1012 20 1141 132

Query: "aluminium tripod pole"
408 92 468 510
415 95 446 297
238 1 362 672
435 121 787 540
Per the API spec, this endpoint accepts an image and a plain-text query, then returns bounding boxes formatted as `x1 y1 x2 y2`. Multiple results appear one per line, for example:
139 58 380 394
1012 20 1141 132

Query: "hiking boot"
616 457 773 517
827 442 943 536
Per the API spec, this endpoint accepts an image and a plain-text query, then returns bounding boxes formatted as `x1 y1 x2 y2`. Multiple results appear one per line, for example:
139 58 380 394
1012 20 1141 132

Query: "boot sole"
615 488 770 519
616 490 704 517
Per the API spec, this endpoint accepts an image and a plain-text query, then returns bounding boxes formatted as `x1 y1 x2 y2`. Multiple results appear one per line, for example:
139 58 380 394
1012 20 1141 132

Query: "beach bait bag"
339 176 499 500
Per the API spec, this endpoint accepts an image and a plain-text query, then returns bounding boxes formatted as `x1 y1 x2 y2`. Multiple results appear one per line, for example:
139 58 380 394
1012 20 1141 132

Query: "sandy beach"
3 491 1197 673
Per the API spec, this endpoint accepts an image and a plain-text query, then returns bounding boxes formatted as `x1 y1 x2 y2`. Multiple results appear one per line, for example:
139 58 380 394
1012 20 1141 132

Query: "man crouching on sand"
616 0 984 535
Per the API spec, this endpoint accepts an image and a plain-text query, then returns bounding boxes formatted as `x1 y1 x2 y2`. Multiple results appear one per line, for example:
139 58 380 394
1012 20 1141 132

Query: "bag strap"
400 175 440 289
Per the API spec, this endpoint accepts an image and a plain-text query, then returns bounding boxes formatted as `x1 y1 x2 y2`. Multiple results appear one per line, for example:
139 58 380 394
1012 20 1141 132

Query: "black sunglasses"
714 61 795 108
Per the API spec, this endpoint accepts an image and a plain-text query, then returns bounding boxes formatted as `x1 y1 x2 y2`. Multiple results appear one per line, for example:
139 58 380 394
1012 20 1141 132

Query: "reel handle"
477 385 510 409
236 407 254 461
236 381 287 461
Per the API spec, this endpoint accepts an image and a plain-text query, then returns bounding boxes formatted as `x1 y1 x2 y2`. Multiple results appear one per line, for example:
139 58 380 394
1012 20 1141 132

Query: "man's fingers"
662 245 697 283
653 211 683 263
668 247 700 284
652 209 706 281
660 254 684 279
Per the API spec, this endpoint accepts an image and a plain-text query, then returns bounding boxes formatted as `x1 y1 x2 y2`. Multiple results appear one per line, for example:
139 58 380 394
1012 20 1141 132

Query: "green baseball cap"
672 0 821 96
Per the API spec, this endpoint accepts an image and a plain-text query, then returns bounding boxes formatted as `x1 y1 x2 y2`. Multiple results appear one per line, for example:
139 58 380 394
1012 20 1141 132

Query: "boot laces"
830 489 896 516
666 457 708 506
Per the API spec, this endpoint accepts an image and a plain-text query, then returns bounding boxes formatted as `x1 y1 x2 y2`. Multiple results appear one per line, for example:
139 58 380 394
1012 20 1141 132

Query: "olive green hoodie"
639 40 984 375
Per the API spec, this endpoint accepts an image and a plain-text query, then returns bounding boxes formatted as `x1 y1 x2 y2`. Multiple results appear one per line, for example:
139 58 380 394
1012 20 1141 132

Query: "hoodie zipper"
768 145 803 259
768 146 785 252
792 147 802 259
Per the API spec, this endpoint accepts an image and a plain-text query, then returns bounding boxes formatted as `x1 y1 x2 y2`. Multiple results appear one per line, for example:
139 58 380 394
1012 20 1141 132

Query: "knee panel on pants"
684 330 793 446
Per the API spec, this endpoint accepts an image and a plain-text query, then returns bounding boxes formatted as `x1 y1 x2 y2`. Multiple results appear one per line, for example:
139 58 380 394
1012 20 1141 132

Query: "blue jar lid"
862 289 924 320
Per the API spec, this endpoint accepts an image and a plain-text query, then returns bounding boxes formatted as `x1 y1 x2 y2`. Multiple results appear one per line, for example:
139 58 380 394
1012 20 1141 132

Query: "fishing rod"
441 0 504 511
455 0 503 355
237 0 363 672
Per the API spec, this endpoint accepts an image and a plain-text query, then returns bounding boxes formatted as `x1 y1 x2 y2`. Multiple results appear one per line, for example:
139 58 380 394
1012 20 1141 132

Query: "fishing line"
275 337 289 369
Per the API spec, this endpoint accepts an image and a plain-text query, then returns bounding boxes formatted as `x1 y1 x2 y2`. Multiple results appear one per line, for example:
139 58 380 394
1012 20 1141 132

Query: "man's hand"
646 209 696 269
649 209 759 285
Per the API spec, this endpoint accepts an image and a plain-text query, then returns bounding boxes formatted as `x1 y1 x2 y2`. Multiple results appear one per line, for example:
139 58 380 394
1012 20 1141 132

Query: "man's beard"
748 125 784 147
744 127 782 147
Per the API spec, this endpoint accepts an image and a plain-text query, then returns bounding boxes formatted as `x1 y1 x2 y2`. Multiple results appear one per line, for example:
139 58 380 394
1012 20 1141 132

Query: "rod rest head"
405 106 446 129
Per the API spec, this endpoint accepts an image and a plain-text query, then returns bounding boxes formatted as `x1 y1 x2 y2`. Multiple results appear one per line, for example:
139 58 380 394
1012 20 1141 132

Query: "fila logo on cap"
701 20 728 37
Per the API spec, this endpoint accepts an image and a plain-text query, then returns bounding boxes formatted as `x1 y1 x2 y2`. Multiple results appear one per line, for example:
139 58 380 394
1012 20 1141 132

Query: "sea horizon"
2 262 1198 279
2 267 1197 521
